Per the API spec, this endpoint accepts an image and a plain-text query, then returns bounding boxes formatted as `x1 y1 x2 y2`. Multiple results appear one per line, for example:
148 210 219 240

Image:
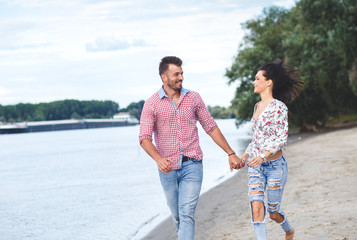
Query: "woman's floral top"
245 99 288 161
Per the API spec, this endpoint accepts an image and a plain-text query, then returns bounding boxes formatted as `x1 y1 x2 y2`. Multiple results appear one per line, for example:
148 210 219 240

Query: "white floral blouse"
245 99 288 161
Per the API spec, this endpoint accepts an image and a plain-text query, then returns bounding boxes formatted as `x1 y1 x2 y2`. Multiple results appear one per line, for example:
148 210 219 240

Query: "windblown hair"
259 58 304 104
159 56 183 76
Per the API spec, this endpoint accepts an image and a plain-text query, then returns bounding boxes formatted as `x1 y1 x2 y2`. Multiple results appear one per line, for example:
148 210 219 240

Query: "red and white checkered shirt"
139 87 217 170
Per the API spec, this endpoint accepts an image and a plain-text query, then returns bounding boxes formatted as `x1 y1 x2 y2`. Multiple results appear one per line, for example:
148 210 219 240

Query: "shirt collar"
158 86 190 99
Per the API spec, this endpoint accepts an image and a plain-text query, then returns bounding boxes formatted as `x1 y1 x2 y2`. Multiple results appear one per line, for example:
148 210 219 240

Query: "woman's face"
253 70 270 94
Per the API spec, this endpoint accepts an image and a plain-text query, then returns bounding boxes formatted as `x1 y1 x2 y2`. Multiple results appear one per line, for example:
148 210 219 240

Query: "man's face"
162 64 184 91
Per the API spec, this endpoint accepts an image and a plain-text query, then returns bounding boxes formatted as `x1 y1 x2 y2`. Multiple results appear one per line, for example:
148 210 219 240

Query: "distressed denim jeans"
248 156 292 240
159 158 203 240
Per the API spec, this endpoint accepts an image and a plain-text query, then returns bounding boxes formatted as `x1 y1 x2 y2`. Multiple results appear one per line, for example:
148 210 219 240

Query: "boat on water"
0 123 28 134
112 113 139 124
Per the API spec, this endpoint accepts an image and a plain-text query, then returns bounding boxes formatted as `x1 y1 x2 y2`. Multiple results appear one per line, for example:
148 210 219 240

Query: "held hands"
237 153 249 169
156 157 173 174
229 154 245 171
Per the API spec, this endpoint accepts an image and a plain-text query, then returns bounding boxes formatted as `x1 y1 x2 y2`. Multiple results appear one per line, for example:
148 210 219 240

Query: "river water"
0 119 251 240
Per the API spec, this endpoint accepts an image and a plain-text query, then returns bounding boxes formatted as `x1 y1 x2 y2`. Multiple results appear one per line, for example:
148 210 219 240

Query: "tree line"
207 106 235 119
118 100 145 122
0 99 235 123
225 0 357 131
0 100 119 122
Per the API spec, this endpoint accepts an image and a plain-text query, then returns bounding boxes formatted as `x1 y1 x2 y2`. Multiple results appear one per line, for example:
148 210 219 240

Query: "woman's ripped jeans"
248 156 292 240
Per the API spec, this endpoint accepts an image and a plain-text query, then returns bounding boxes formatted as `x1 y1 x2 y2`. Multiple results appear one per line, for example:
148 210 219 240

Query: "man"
139 56 243 240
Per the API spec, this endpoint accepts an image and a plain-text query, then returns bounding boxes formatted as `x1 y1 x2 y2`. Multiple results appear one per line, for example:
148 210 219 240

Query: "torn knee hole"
249 190 264 196
249 173 261 177
249 183 263 187
268 203 279 211
268 180 281 190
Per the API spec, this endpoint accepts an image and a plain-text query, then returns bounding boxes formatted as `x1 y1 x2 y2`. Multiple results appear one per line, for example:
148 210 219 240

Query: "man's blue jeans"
158 158 203 240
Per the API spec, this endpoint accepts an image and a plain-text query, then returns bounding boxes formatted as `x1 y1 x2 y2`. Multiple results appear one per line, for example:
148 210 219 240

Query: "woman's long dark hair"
259 58 304 104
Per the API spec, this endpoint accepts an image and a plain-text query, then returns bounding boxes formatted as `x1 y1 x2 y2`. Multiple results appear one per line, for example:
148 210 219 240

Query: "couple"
139 56 303 240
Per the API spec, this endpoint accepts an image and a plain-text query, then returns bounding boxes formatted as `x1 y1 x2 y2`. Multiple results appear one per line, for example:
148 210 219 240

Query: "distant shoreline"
0 119 139 134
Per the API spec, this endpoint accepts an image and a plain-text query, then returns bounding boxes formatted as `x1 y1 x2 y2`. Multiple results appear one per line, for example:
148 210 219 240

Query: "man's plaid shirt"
139 87 217 170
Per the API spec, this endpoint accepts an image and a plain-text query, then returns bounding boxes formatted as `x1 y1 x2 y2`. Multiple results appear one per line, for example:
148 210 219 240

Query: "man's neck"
163 86 181 101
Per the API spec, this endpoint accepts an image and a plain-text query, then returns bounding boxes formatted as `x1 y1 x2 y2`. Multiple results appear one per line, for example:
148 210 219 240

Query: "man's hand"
229 154 243 171
156 157 173 174
140 139 173 174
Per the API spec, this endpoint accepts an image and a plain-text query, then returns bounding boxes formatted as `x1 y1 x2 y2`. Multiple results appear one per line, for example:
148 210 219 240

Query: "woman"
240 59 303 240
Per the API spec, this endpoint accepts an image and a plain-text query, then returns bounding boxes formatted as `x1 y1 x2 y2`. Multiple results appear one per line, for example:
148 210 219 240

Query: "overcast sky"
0 0 296 109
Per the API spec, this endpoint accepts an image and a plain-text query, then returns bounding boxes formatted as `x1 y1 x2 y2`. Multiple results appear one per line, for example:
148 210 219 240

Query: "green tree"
119 100 144 120
3 105 18 122
0 100 120 122
285 0 357 129
226 0 357 130
71 112 81 119
207 105 235 119
349 58 357 96
226 6 290 125
0 105 4 122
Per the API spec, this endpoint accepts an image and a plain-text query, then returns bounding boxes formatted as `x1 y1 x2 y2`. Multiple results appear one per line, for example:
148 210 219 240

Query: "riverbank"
0 119 138 134
143 126 357 239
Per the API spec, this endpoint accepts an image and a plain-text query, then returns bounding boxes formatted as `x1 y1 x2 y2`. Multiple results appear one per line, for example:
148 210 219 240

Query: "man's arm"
209 127 244 171
193 93 243 170
140 138 173 174
139 98 173 174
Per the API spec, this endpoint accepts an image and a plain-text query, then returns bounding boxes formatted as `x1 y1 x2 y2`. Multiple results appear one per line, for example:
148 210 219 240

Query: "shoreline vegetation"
0 100 236 124
1 99 357 134
142 125 357 240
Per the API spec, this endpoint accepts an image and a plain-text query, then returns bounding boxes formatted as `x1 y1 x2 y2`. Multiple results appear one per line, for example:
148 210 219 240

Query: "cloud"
0 86 12 96
11 77 35 83
85 36 148 52
1 0 77 7
0 0 299 107
272 0 296 8
0 42 49 50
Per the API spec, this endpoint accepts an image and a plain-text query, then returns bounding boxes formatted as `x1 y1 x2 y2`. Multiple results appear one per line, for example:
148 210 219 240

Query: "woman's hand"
247 156 264 168
233 153 248 170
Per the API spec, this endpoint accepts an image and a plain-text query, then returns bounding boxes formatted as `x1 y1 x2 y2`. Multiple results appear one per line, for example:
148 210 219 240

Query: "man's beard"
168 81 182 91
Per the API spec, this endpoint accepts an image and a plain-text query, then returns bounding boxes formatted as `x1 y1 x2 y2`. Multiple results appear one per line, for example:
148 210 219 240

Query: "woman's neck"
259 91 274 103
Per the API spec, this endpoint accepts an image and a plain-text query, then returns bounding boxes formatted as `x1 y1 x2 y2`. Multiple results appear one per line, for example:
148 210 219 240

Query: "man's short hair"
159 56 183 76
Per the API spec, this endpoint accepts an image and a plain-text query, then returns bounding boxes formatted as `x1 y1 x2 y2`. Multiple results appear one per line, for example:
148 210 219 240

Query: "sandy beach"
143 127 357 240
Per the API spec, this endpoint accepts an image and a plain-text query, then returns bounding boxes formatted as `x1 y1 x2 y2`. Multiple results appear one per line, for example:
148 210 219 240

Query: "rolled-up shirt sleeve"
263 103 288 155
244 141 254 160
139 100 154 144
195 93 217 134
